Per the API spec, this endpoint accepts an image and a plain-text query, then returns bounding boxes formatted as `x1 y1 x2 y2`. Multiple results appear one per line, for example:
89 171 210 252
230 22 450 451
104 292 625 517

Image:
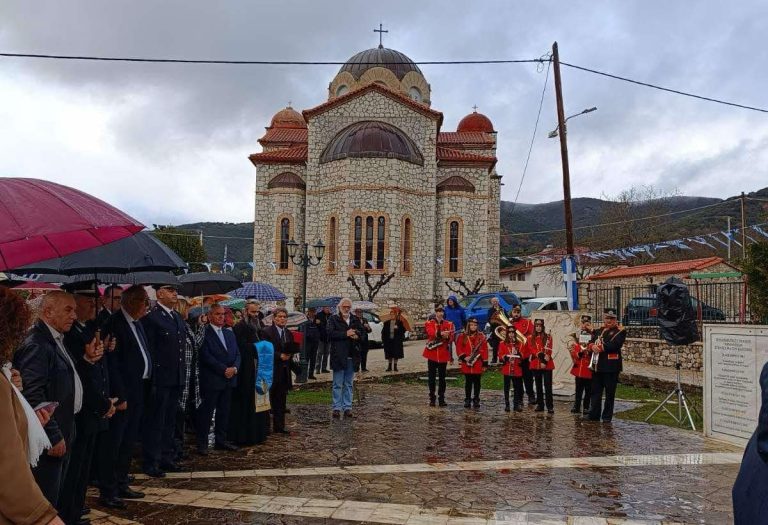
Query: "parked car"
458 292 521 329
520 297 570 317
622 295 726 326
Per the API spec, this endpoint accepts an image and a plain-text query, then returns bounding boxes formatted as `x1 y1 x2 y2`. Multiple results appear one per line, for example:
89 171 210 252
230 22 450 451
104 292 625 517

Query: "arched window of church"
279 218 290 270
336 84 349 97
327 216 337 272
449 220 460 274
409 87 422 102
365 216 374 268
402 217 412 274
353 216 362 269
376 216 385 270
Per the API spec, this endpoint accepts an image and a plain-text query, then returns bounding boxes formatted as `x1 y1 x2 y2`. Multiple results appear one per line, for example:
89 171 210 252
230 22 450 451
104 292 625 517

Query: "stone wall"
623 337 703 371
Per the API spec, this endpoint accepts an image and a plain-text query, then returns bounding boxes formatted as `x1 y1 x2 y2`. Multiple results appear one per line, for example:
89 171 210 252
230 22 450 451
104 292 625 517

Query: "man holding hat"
140 283 187 477
587 308 626 422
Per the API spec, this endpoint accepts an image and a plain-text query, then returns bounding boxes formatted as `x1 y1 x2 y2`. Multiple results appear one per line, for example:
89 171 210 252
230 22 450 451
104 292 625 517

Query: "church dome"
339 47 422 81
457 110 495 133
320 121 423 166
269 106 306 129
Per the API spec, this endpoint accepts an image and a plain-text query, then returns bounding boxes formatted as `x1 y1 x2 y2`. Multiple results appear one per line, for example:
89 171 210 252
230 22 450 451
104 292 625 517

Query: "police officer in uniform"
587 308 626 422
140 284 187 476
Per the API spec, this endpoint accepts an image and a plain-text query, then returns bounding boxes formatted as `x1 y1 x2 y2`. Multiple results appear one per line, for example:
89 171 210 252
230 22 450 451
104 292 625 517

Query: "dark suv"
622 295 726 326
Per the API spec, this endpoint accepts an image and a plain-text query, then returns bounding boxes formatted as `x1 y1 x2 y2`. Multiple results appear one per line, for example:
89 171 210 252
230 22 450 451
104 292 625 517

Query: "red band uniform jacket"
588 325 626 374
570 334 593 379
422 319 454 363
529 334 554 371
498 340 523 377
456 332 488 374
512 317 534 359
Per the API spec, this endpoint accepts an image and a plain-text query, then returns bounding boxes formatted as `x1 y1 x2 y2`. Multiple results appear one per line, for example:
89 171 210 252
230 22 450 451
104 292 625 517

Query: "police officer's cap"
603 308 618 318
580 314 592 323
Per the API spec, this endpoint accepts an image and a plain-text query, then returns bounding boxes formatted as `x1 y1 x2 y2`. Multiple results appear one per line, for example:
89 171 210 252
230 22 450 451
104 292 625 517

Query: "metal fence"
586 280 753 340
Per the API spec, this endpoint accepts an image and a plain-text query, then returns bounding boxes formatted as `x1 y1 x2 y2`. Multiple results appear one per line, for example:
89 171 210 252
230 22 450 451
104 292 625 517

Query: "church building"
250 41 502 315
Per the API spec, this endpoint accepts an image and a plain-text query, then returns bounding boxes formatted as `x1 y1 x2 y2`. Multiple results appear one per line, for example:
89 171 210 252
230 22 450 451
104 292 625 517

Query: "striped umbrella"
229 282 286 301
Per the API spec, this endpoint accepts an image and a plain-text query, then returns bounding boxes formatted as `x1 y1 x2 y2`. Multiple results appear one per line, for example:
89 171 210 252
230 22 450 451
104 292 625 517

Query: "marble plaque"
704 324 768 446
531 311 583 395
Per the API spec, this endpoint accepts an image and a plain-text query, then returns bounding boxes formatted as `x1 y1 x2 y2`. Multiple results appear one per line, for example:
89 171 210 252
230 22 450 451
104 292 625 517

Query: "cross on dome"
374 23 388 49
472 105 478 112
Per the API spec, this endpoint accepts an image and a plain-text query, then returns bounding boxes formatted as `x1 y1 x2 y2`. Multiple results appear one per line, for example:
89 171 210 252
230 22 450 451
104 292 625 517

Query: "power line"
507 55 551 217
0 52 544 66
560 61 768 114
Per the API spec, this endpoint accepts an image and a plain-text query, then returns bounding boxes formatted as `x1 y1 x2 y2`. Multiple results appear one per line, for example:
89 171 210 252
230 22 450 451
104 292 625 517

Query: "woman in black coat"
382 307 406 372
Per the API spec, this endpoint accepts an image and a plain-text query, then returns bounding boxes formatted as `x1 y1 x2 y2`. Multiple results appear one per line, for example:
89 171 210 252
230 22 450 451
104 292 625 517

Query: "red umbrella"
0 178 144 271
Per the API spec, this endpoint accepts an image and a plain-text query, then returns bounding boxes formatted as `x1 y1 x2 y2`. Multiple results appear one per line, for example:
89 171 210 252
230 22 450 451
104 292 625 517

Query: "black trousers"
574 377 592 411
142 385 181 469
489 335 499 362
503 375 524 407
306 339 318 375
32 449 69 509
533 369 554 410
589 372 619 421
196 387 233 448
60 429 98 524
315 341 330 373
270 382 288 432
464 374 481 400
359 341 369 371
427 360 447 400
97 389 144 498
521 360 535 401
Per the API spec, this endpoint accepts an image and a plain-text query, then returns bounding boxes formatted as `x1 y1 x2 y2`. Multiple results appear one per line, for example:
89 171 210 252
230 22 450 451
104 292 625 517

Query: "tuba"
492 309 527 346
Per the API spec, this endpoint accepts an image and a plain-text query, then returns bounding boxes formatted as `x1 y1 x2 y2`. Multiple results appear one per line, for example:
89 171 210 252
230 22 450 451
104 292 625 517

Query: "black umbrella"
177 272 241 297
26 271 180 287
9 232 186 275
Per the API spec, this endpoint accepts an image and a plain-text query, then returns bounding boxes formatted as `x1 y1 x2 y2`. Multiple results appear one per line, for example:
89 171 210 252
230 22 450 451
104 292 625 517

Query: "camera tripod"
645 349 699 430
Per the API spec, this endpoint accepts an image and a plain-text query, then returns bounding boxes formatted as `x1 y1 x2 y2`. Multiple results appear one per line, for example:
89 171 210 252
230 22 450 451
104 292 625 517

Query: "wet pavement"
90 383 742 524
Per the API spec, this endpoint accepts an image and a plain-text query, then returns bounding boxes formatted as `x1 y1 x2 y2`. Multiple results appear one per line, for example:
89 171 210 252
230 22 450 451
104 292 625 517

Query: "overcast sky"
1 1 766 227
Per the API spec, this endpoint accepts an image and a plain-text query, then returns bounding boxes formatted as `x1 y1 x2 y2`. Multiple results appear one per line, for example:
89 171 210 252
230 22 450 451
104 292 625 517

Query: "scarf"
2 363 51 467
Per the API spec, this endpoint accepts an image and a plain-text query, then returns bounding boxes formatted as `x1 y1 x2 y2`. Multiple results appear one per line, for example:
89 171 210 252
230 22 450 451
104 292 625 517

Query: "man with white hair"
327 298 364 418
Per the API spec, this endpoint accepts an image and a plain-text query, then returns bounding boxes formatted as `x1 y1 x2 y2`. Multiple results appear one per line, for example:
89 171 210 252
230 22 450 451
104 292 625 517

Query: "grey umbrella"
177 272 241 297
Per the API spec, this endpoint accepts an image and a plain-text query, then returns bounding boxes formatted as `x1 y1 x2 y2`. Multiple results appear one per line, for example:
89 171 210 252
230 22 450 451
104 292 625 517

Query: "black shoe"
472 399 480 409
570 406 580 414
534 406 544 412
344 409 353 418
583 409 590 416
196 447 209 456
214 441 239 451
438 398 447 407
386 366 392 372
143 467 166 478
77 518 91 525
285 408 291 414
429 399 436 407
514 404 523 412
464 399 471 408
98 497 127 509
361 368 369 372
127 475 136 483
274 429 290 434
601 418 612 423
321 369 330 373
81 507 90 517
118 488 145 499
394 364 398 371
504 403 511 412
160 462 182 472
547 409 555 414
332 410 341 419
527 398 536 406
308 374 316 380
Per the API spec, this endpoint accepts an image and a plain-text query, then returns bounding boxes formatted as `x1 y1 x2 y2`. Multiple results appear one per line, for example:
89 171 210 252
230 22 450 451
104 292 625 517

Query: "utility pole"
552 42 574 257
740 192 747 257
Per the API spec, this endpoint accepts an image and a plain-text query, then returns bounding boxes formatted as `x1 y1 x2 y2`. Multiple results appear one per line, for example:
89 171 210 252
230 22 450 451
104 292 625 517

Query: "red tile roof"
436 147 497 172
437 131 495 145
249 145 307 165
303 83 443 124
258 128 308 145
587 256 731 281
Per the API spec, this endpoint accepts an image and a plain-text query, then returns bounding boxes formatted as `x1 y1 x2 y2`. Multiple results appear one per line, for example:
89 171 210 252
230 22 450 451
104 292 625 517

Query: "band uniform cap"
511 304 522 312
580 314 592 322
603 308 618 318
434 305 444 312
467 317 479 323
64 284 100 297
534 318 545 324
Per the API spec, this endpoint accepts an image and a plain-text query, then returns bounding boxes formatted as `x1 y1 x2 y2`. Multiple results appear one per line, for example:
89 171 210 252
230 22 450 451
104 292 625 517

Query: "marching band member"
456 317 488 409
529 319 555 414
587 308 626 423
498 326 524 412
509 305 536 406
422 306 454 407
569 314 593 415
486 297 503 364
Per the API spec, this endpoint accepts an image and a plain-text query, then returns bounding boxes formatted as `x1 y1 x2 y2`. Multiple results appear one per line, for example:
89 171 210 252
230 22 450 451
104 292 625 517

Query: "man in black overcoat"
587 308 626 423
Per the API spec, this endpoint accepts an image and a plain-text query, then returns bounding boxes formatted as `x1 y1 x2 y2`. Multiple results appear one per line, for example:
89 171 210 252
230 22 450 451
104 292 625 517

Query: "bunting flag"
753 225 768 238
722 230 742 247
688 236 716 249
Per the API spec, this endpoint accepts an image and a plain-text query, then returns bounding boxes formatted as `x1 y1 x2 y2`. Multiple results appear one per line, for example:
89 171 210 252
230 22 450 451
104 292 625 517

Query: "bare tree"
445 277 485 298
347 271 396 301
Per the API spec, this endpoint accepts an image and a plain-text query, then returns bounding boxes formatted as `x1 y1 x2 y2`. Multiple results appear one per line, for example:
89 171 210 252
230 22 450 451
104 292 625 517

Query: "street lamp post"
533 283 539 298
286 238 325 383
547 106 597 138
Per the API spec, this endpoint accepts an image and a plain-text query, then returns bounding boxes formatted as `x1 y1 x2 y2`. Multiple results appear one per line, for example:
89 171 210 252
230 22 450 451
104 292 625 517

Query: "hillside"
179 187 768 265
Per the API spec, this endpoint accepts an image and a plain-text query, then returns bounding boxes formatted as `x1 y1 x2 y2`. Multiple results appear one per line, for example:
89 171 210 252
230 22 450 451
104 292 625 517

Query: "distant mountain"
179 187 768 265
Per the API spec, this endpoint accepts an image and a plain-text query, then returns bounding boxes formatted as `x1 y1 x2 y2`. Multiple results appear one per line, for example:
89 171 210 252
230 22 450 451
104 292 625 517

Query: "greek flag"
561 255 578 311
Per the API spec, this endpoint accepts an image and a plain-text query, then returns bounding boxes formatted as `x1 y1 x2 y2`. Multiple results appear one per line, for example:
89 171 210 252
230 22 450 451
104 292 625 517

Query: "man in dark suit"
195 303 240 454
96 285 151 509
13 291 81 509
260 307 299 434
60 286 116 525
587 308 626 423
140 284 186 477
96 285 122 328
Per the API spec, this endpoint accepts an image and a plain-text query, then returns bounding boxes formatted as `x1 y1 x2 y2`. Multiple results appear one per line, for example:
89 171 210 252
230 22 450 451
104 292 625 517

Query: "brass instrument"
490 309 527 346
588 332 602 371
466 334 485 367
425 323 456 350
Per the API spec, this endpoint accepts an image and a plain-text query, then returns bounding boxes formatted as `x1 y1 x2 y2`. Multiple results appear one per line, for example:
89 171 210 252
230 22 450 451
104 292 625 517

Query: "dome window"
336 84 349 97
409 87 422 102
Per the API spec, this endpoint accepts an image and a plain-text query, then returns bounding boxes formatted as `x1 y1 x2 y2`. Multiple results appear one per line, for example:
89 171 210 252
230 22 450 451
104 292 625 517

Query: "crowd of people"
0 279 629 525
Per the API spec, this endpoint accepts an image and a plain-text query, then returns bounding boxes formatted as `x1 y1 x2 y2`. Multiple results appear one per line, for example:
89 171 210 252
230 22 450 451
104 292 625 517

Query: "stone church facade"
250 45 502 316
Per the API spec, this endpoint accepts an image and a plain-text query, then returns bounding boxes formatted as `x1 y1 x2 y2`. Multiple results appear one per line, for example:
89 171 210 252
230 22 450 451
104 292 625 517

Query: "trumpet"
490 309 527 346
